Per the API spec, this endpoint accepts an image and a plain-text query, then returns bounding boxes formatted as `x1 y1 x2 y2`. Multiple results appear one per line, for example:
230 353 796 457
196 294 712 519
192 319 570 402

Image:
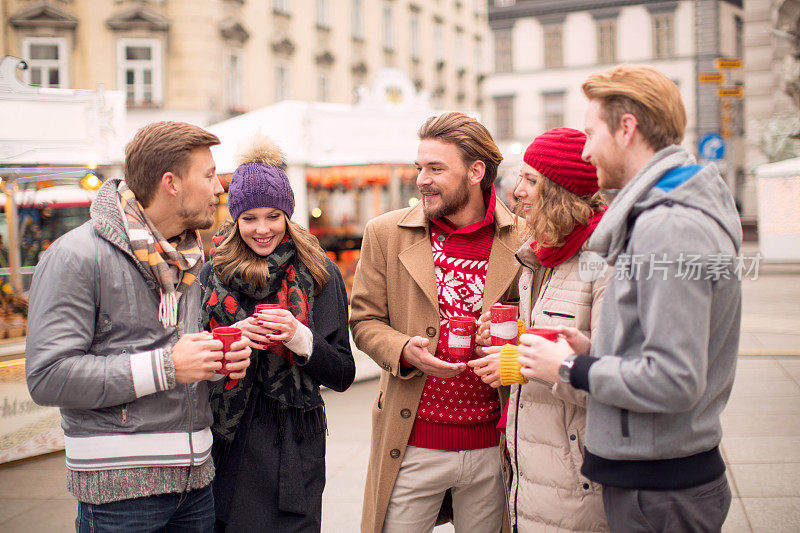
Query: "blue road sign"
698 133 726 160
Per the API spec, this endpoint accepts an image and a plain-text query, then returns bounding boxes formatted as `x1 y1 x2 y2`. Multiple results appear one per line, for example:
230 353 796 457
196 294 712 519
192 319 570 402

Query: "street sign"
717 85 744 98
699 71 725 84
698 133 726 161
715 57 742 69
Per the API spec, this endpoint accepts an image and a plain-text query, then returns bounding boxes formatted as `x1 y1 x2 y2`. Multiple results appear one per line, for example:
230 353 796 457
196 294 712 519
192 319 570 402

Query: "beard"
177 194 215 232
420 172 471 220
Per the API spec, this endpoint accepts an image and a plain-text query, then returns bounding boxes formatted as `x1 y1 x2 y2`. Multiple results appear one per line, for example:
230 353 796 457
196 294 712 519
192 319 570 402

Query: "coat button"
426 327 436 337
583 483 590 490
390 449 401 459
400 408 411 418
570 434 576 441
438 235 445 243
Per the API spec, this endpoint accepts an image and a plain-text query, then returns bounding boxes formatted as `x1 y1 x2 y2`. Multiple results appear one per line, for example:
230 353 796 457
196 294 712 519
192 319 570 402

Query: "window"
410 12 420 60
596 19 616 64
652 13 674 58
543 24 563 68
455 31 465 70
118 39 162 107
735 15 743 58
352 0 364 39
22 37 68 88
494 96 514 139
474 37 483 76
224 49 243 112
318 71 329 102
434 23 444 63
383 2 394 51
273 0 290 15
275 63 289 101
542 92 565 131
317 0 329 28
494 29 512 73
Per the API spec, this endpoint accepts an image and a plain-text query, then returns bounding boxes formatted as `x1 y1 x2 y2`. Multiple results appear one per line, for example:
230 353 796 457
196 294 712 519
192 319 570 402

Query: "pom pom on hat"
228 135 294 221
236 134 286 168
523 128 599 197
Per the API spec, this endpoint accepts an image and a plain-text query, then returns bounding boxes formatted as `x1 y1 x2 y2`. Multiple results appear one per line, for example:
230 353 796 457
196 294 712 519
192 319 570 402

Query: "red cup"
525 327 560 343
448 316 477 361
490 304 518 346
212 326 242 375
254 303 283 341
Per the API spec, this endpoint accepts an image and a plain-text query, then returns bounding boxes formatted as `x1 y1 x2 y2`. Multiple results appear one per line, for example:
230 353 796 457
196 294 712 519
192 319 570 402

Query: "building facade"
484 0 747 211
1 0 490 139
743 0 800 167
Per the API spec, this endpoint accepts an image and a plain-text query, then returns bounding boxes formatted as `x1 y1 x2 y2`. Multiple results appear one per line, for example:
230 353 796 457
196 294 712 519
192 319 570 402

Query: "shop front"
0 55 125 463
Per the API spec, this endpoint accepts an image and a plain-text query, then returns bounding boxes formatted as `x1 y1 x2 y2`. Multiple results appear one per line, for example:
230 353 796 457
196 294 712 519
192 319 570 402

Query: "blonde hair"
418 111 503 190
582 64 686 151
212 215 330 294
518 174 606 249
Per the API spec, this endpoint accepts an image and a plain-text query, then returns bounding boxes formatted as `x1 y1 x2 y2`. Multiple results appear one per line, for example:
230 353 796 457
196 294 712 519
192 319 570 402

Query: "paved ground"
1 246 798 532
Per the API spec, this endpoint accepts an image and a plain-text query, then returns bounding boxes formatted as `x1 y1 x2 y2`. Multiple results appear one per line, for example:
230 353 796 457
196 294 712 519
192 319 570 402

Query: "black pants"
602 474 731 533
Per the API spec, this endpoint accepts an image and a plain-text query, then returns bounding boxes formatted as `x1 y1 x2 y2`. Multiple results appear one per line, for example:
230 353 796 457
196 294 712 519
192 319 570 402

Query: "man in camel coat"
350 112 522 532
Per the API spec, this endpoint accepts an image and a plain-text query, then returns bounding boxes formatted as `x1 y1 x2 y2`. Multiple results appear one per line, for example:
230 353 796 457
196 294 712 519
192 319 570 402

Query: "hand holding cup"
517 328 572 383
255 306 298 344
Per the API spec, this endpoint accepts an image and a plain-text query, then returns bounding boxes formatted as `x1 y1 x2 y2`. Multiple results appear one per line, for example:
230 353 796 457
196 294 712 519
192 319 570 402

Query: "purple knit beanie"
228 136 294 220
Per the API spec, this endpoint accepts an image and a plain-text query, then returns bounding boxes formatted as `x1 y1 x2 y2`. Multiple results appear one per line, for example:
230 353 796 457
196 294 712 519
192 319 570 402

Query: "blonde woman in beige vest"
469 128 610 532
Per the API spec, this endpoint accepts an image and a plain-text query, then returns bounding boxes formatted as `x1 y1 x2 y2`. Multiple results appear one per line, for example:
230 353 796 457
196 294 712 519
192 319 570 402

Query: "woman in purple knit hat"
469 127 610 532
198 136 355 532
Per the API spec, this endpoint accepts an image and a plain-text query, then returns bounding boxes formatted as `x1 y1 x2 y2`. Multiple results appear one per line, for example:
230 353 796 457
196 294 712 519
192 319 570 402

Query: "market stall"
0 55 124 463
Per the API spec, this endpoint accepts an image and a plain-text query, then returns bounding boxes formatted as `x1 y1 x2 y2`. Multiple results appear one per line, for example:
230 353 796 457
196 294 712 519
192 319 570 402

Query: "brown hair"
418 111 503 190
212 215 330 294
581 64 686 151
518 173 606 249
124 121 220 207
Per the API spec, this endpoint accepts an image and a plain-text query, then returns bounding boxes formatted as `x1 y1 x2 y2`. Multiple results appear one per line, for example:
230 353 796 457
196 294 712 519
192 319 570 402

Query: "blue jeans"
76 485 215 533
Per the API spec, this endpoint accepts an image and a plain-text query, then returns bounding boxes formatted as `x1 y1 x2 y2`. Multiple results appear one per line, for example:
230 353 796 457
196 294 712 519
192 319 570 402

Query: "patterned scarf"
200 235 324 448
118 181 204 327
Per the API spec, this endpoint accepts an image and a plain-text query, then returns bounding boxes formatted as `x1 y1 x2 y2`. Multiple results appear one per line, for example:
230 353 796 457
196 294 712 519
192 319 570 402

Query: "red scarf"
532 208 606 267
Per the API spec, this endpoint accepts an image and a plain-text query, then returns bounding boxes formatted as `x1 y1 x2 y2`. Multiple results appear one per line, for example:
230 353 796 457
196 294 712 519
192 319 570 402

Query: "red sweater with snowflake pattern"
407 189 501 451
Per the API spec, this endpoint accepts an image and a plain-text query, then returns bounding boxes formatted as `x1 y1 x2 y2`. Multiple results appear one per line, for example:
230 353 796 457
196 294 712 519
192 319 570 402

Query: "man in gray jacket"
517 65 741 532
26 121 251 531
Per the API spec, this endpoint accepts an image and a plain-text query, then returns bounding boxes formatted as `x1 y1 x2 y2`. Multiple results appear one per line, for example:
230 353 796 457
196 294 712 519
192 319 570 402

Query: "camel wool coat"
350 199 523 533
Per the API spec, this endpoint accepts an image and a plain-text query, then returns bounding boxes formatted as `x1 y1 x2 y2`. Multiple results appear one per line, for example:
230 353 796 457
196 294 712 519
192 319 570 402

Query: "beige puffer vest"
503 241 609 532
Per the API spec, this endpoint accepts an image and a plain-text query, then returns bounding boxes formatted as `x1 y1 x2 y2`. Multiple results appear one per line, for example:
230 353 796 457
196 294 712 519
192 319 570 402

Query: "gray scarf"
588 145 696 264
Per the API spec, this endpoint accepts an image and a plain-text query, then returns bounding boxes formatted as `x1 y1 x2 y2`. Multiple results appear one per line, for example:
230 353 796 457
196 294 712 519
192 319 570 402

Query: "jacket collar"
91 178 155 281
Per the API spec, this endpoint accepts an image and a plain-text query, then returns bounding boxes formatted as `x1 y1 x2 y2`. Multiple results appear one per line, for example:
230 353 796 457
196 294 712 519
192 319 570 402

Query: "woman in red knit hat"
469 127 610 532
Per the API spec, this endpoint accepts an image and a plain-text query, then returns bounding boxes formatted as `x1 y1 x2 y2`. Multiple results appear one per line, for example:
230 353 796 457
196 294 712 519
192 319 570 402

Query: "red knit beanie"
523 127 599 197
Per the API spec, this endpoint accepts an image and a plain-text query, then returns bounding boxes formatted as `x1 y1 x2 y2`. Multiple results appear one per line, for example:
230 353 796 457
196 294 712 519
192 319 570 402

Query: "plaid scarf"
201 235 324 448
118 181 204 327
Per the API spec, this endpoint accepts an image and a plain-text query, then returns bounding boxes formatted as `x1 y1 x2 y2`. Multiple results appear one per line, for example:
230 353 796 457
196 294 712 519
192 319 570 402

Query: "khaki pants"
383 446 505 533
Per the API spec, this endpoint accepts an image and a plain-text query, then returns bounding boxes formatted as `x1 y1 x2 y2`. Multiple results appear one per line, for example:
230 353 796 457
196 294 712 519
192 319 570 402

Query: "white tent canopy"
208 68 438 173
754 157 800 261
206 69 440 226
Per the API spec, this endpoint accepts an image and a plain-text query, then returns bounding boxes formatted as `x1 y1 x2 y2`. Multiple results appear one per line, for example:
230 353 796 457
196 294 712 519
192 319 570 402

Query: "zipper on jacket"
543 311 575 319
512 387 522 522
179 310 195 494
620 409 630 438
121 403 128 423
